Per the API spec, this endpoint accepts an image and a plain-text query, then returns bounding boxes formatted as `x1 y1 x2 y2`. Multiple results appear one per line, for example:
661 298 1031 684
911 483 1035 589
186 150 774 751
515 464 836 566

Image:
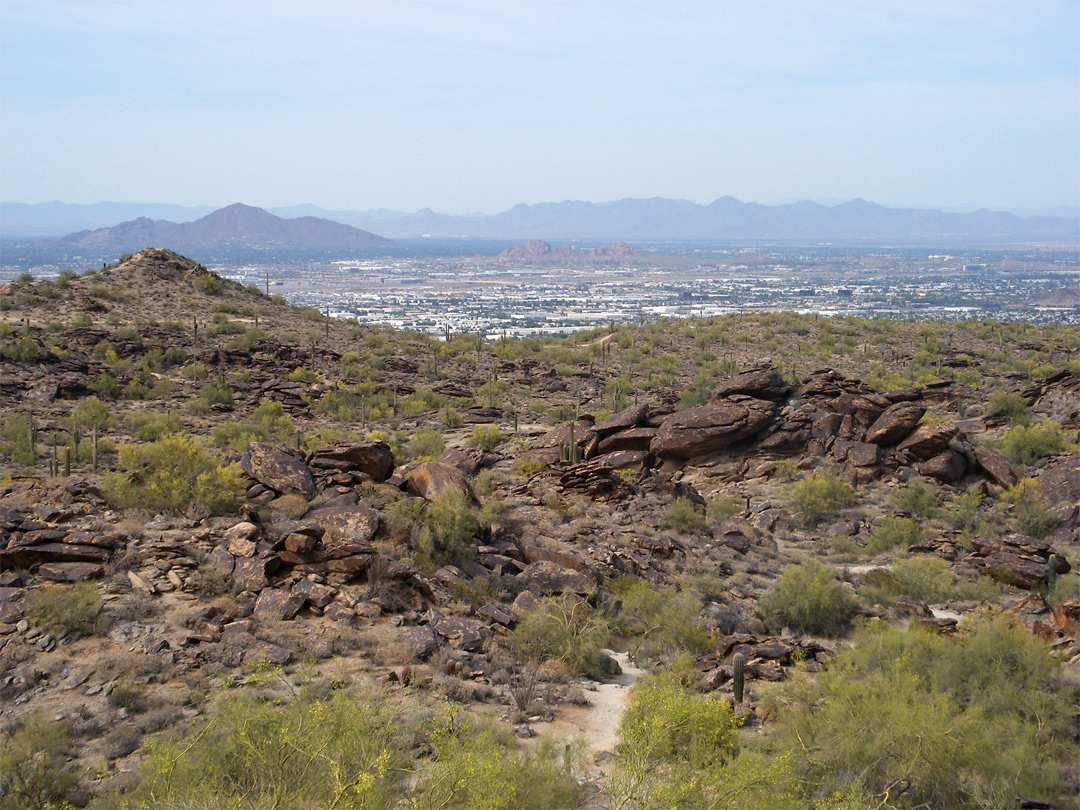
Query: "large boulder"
973 446 1018 488
517 560 594 595
404 461 476 503
307 441 395 482
967 533 1066 589
1036 453 1080 507
241 442 315 498
651 397 776 459
713 367 791 401
597 427 657 454
865 402 926 445
920 450 967 481
594 403 650 435
897 422 958 459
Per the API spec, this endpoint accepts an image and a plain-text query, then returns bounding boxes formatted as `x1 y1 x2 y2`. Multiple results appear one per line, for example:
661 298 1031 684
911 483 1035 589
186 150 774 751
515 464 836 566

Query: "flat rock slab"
241 442 315 498
254 587 306 621
303 503 380 551
651 397 776 459
517 560 594 595
37 562 103 581
713 367 791 401
974 446 1018 488
404 461 476 503
897 422 958 459
865 402 926 445
307 441 395 482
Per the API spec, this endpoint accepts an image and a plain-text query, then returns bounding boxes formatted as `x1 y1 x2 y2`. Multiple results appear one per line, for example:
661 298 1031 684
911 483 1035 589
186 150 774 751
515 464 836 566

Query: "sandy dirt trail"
543 650 643 754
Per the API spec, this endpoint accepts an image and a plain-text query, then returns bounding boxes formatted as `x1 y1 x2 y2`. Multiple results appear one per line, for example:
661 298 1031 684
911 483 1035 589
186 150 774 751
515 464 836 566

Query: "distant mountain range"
3 197 1077 244
49 203 395 251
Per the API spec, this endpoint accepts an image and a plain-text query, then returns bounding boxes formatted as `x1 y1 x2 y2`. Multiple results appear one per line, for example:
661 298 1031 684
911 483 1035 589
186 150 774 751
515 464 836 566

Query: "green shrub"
406 429 445 461
950 488 986 536
438 406 464 427
132 683 407 809
2 336 41 361
103 433 243 514
24 582 102 638
759 559 857 635
665 496 707 535
706 495 741 523
89 371 121 399
985 391 1031 425
200 382 234 406
896 479 938 519
792 469 854 525
1000 479 1060 538
465 424 504 452
767 616 1072 808
511 594 609 678
193 273 222 294
513 457 545 477
771 458 800 482
609 579 710 660
866 515 923 554
71 313 93 328
211 400 295 452
0 710 82 809
126 411 183 442
0 414 37 465
387 490 484 569
997 420 1075 466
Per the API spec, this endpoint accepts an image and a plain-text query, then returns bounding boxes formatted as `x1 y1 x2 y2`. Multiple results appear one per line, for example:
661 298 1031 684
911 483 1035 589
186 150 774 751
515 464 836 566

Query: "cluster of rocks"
698 633 834 687
0 504 122 587
521 366 1051 493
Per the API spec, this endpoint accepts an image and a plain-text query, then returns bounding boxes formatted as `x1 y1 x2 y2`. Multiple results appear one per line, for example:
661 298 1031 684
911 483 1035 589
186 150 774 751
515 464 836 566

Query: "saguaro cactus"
733 652 745 704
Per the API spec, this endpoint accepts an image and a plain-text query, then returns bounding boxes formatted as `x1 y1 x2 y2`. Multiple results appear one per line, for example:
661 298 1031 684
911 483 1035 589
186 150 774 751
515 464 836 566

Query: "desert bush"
706 495 741 523
765 615 1072 808
511 594 610 678
0 710 82 809
513 457 545 477
866 515 923 554
895 478 937 518
609 579 710 660
0 414 36 465
89 370 121 399
108 678 149 713
212 400 295 452
24 582 103 638
416 705 584 810
192 273 222 294
126 411 183 442
465 424 504 451
388 490 484 568
997 420 1075 466
1 336 41 362
438 406 463 427
759 559 856 635
792 469 854 525
665 495 707 535
1000 479 1060 538
131 681 407 809
950 488 986 536
406 429 445 461
103 433 243 514
984 391 1031 425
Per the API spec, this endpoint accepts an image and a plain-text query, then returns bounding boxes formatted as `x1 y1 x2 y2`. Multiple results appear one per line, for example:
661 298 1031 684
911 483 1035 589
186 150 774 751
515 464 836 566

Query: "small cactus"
733 652 745 704
1046 554 1058 587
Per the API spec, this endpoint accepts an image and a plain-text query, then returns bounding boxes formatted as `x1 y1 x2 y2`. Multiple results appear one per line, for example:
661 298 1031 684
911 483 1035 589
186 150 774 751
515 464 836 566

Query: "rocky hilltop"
0 249 1078 807
54 203 396 251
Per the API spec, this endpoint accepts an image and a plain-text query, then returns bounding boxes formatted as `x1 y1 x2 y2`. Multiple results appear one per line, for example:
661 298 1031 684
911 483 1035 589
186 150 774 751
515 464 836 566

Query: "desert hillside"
1 248 1078 809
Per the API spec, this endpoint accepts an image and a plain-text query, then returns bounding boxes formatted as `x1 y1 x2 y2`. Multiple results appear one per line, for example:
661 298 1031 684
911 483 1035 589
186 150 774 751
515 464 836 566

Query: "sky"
1 0 1078 214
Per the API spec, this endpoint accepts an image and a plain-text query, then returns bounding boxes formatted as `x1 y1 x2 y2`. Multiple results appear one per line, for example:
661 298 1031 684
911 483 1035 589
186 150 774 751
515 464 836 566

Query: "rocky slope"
1 249 1078 805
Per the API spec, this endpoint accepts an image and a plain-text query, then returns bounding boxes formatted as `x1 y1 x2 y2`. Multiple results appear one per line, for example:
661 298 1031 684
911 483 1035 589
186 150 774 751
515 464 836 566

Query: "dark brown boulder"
241 442 315 498
303 503 380 548
651 397 777 459
432 616 494 651
404 461 476 503
442 446 499 476
714 367 791 401
973 446 1018 488
865 402 926 445
254 587 305 621
897 422 958 459
590 450 651 470
1036 453 1080 507
307 441 395 482
834 440 881 467
37 562 103 581
232 554 279 591
517 560 594 595
0 542 109 568
968 534 1059 589
597 427 657 454
920 450 967 481
594 403 650 435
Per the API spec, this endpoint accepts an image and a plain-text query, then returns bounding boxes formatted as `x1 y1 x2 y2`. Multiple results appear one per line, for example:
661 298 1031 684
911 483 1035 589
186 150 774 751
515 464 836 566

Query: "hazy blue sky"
2 0 1077 213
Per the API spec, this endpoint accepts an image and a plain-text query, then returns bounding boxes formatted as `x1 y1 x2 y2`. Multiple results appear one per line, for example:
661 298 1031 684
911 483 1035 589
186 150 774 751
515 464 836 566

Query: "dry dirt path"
542 650 643 754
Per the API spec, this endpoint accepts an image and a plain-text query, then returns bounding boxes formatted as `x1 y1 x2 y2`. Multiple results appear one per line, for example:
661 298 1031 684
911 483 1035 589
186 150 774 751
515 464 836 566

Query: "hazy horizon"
2 1 1077 214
